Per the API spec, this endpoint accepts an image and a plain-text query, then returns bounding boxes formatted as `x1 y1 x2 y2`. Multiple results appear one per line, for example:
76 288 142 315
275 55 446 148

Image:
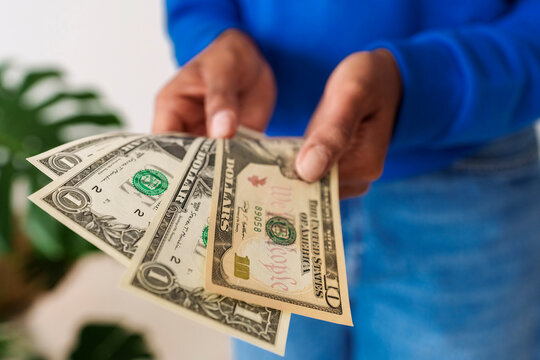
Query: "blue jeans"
234 128 540 360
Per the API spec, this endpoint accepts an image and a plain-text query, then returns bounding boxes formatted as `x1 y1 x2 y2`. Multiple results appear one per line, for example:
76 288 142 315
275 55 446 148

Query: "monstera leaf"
0 61 122 256
0 323 152 360
0 62 123 318
69 323 153 360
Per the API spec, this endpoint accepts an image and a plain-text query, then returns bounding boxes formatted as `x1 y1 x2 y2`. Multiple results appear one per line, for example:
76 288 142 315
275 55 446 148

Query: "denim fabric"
234 127 540 360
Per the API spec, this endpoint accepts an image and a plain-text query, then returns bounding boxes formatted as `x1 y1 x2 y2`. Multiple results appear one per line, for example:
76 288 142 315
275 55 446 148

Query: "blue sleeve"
166 0 242 65
373 0 540 150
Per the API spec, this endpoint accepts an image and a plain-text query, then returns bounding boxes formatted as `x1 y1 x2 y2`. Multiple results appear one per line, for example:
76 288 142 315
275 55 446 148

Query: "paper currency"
28 134 200 265
27 132 137 179
122 138 289 354
206 138 352 325
27 128 350 354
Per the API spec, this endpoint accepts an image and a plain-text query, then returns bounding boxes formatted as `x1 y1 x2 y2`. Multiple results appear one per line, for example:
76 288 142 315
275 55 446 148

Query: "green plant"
0 322 154 360
0 61 123 317
0 322 45 360
69 323 154 360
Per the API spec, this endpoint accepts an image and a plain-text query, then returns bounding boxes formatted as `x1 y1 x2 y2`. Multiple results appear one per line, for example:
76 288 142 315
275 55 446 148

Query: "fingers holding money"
295 50 402 198
153 29 276 138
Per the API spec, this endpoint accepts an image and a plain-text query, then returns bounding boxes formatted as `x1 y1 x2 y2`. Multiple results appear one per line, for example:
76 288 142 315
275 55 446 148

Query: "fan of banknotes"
27 128 352 355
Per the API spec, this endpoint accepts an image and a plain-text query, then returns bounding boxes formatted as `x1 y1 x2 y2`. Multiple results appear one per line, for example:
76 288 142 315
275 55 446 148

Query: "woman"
154 1 540 359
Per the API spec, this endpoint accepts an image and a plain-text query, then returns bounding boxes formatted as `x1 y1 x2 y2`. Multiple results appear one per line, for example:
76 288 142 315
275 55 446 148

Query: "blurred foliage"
0 62 156 360
0 61 123 318
0 322 154 360
69 323 154 360
0 323 45 360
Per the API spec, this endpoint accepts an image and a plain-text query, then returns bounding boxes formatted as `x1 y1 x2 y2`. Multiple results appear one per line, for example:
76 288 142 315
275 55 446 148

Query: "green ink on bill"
266 216 297 246
202 225 209 247
133 169 168 196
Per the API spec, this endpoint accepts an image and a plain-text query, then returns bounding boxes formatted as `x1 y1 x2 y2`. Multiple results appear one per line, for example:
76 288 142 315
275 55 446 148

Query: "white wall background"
0 0 176 132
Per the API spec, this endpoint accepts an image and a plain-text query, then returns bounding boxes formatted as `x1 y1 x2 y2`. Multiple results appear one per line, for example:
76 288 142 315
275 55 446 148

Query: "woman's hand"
153 29 276 138
295 49 402 198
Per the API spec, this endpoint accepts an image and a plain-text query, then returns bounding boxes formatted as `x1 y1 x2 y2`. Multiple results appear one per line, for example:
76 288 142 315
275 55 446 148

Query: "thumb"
204 64 240 138
296 87 367 182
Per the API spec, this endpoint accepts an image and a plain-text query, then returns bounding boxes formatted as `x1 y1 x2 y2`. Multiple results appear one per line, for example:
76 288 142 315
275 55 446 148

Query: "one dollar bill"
27 132 138 179
206 138 352 325
122 138 289 354
28 134 200 265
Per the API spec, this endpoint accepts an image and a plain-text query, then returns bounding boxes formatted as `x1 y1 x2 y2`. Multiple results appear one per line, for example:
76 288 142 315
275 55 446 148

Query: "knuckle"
361 157 384 180
223 48 239 65
183 60 202 76
358 183 371 195
207 89 234 108
212 46 240 70
348 51 376 67
369 165 384 180
341 79 369 102
321 126 350 152
155 89 173 109
339 182 371 199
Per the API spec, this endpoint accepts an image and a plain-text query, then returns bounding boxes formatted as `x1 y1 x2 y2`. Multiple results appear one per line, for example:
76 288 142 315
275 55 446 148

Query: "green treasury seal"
133 169 168 196
266 216 296 246
202 225 209 247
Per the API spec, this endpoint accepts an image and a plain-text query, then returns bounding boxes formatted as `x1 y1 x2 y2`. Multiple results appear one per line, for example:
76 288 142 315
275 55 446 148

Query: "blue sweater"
166 0 540 180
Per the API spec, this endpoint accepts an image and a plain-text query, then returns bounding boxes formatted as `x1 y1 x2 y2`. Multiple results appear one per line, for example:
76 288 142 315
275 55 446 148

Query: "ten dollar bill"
206 138 352 325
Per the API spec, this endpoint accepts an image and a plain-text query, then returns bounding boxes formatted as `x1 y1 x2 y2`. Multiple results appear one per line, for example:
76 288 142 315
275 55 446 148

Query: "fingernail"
211 110 235 138
297 145 329 182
